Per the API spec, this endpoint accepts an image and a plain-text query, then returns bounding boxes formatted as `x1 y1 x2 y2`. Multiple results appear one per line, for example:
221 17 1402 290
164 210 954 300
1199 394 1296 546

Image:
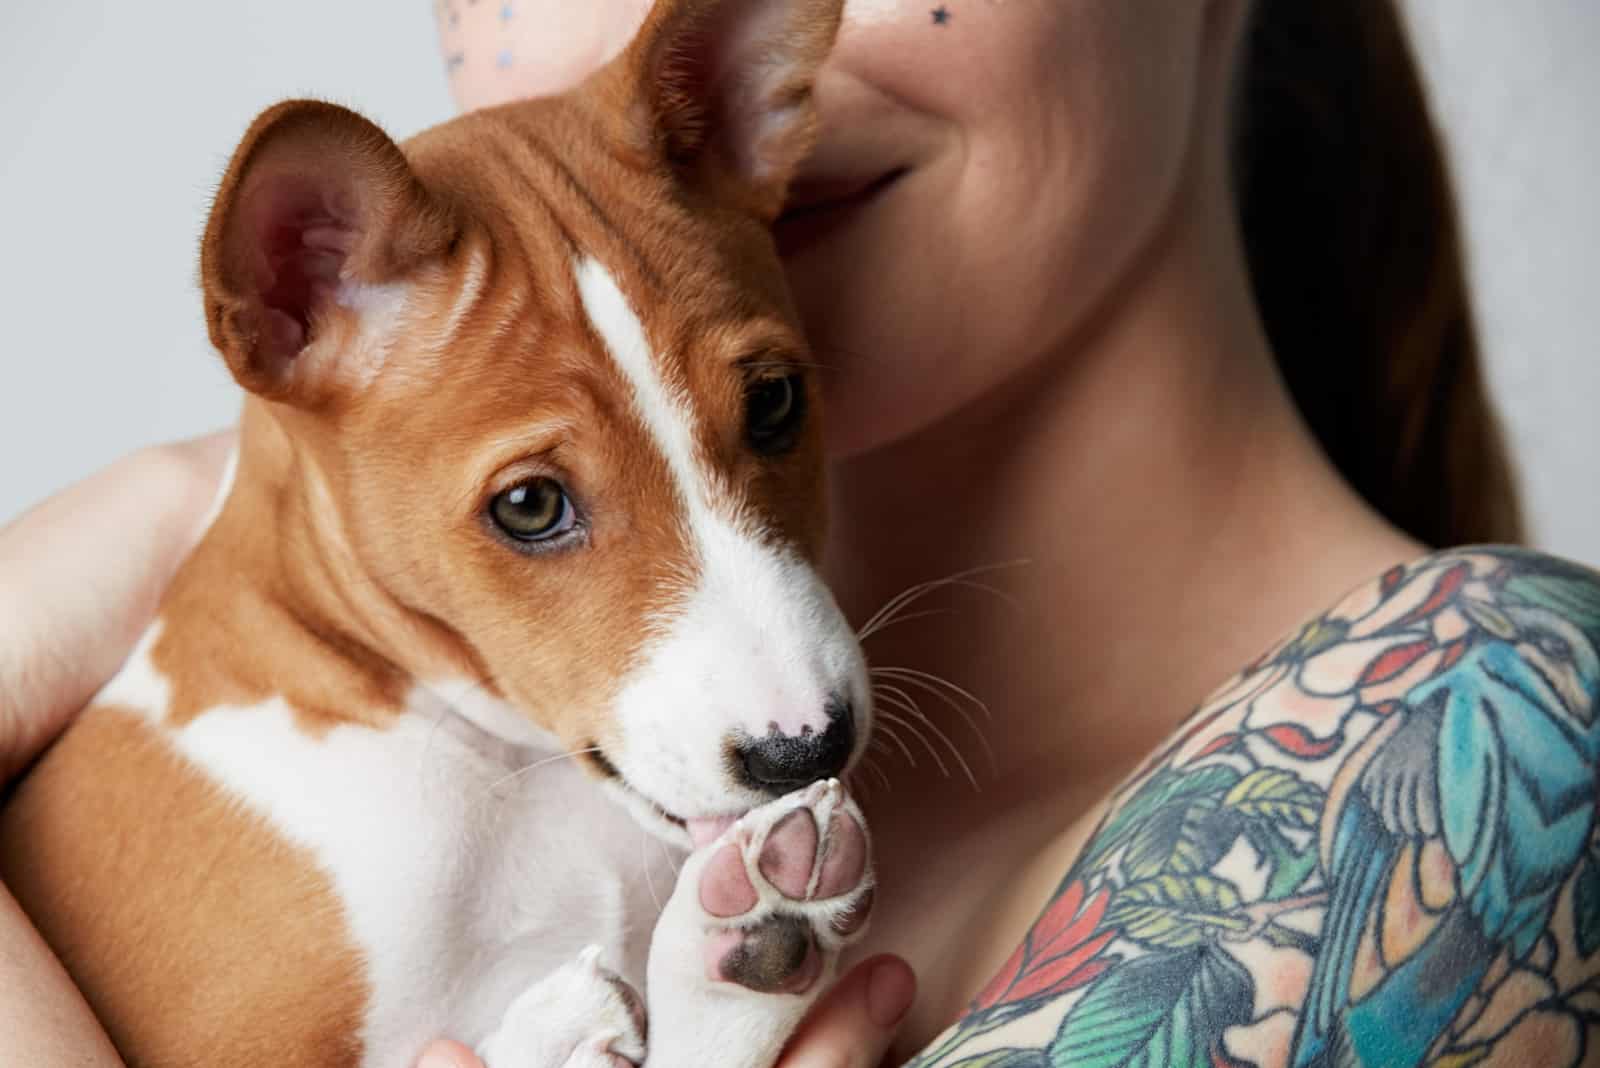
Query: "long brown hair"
1233 0 1523 547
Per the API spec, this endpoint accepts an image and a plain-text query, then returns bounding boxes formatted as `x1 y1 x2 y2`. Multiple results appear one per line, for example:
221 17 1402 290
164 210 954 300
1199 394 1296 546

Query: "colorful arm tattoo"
908 547 1600 1068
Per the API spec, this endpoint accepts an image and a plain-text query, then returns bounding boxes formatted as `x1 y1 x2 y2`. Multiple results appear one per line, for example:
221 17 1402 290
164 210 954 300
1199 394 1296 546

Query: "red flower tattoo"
971 878 1117 1012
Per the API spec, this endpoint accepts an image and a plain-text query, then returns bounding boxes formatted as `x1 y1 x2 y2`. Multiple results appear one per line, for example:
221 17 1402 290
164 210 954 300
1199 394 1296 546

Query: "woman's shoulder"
909 545 1600 1068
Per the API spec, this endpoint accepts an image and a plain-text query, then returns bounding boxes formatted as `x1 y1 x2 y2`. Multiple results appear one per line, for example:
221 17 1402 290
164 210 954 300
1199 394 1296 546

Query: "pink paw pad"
694 783 873 996
699 842 758 917
758 809 819 898
815 810 867 899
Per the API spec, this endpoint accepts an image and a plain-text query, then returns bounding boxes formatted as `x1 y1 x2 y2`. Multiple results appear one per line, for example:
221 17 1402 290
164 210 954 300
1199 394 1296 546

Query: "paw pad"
690 780 874 995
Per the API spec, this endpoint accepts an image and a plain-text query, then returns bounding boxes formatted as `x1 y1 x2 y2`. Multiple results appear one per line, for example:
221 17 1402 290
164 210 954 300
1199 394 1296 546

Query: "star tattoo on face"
932 5 951 25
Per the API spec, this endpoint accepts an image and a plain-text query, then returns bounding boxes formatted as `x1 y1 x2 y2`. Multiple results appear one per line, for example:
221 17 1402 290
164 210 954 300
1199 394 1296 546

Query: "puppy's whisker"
858 574 958 640
857 608 952 641
872 758 892 792
854 753 892 794
875 685 980 791
906 708 980 792
870 717 920 769
641 828 664 912
484 746 600 798
858 581 944 642
872 666 996 773
809 341 885 370
658 828 683 879
873 665 992 721
874 700 950 779
856 561 1029 642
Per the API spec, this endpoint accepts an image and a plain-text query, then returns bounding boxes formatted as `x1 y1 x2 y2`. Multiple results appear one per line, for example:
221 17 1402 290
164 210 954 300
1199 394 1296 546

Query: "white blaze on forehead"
573 255 720 522
571 253 870 822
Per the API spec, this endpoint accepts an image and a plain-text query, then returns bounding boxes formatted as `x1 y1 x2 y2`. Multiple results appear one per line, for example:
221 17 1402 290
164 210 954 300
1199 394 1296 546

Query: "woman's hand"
415 955 916 1068
0 432 235 782
0 431 235 1067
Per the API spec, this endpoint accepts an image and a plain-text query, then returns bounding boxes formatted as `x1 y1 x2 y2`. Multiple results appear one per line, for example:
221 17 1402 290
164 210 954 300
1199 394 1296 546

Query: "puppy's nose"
735 699 855 795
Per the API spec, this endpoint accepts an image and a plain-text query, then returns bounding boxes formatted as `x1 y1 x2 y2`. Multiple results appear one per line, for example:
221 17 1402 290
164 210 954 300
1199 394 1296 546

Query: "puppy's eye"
746 373 806 454
490 479 575 543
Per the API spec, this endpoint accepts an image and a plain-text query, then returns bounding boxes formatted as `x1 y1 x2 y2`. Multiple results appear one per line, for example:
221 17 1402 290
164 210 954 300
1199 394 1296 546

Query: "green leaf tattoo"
907 549 1600 1068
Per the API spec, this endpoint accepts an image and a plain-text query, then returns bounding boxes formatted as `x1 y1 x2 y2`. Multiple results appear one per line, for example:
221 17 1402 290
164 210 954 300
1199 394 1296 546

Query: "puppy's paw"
693 779 874 995
478 946 646 1068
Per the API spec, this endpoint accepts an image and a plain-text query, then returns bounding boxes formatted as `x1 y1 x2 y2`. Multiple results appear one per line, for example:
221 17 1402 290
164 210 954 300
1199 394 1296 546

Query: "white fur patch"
571 256 868 824
331 280 410 388
108 636 678 1066
95 622 173 714
573 257 712 518
430 249 489 354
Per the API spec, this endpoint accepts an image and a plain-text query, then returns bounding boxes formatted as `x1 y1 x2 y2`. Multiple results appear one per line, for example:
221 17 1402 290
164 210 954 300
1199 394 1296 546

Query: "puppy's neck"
149 403 482 732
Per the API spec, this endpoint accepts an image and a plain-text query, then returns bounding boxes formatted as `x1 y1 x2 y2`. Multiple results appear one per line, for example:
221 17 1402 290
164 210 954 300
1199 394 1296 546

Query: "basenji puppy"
0 0 877 1064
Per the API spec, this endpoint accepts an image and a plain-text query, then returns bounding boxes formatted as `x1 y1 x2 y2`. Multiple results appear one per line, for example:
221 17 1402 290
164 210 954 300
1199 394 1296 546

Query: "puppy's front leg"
478 945 648 1068
643 780 874 1068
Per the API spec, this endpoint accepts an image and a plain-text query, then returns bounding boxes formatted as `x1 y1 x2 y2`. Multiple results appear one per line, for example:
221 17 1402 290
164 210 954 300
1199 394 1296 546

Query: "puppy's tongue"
687 815 741 849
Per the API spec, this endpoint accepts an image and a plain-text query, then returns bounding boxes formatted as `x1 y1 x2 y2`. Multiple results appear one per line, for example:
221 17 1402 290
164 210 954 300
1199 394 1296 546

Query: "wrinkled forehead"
406 101 803 368
352 111 817 521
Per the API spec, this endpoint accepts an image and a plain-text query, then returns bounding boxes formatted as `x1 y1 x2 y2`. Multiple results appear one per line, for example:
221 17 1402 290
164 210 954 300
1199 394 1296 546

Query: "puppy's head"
199 0 865 840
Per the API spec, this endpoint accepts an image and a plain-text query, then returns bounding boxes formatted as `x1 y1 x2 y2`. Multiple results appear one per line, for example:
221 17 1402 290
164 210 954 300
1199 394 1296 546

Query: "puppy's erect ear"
200 100 457 406
604 0 844 221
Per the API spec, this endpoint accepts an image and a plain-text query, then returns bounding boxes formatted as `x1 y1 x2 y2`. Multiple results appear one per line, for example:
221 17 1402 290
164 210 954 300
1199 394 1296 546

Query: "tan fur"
0 1 844 1063
0 708 368 1068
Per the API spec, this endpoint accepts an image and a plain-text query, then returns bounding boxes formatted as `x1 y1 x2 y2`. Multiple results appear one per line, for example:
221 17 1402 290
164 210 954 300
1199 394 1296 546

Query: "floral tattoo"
910 547 1600 1068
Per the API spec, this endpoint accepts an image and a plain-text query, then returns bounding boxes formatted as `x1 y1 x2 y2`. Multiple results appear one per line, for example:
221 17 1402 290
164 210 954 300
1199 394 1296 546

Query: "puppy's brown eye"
746 373 806 454
490 479 575 543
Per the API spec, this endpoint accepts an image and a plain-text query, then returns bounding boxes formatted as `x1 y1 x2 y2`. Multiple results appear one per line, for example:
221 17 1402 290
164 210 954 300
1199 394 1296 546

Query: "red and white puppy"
0 1 876 1065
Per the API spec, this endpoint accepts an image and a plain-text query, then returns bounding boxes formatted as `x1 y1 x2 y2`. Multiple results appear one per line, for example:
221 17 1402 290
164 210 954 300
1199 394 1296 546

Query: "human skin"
0 436 234 1066
4 2 1598 1067
444 2 1600 1066
439 0 1407 1047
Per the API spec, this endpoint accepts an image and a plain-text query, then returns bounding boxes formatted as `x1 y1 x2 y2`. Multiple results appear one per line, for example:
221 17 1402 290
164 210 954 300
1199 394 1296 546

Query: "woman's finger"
417 1039 484 1068
778 955 917 1068
417 955 914 1068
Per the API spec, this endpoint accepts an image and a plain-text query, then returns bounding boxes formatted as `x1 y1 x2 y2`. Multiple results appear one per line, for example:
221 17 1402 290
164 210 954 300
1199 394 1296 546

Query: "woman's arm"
0 436 235 782
0 881 127 1065
0 433 235 1066
910 546 1600 1068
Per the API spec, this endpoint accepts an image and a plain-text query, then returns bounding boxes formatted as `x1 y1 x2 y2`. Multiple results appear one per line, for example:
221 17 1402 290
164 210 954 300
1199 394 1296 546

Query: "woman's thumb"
414 955 917 1068
779 954 918 1068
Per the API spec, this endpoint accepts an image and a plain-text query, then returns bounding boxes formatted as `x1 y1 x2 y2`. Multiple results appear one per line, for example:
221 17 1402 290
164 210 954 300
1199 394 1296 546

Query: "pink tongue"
688 815 741 849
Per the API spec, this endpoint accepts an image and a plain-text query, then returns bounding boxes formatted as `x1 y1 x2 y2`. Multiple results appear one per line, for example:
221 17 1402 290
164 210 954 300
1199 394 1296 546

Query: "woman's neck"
825 159 1422 829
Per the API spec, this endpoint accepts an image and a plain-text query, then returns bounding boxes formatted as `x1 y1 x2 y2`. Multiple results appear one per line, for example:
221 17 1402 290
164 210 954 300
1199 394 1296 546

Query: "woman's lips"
775 167 906 256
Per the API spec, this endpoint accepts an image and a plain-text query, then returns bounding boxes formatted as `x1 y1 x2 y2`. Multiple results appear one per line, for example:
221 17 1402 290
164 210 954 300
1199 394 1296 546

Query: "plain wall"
1399 1 1600 564
1 2 1596 565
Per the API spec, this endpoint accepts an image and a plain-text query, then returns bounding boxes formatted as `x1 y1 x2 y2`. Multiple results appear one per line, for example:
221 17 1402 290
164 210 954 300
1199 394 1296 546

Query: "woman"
6 1 1595 1066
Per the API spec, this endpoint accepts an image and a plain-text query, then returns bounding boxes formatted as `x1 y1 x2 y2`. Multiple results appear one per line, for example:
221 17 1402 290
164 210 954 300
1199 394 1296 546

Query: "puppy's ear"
200 100 457 407
603 0 844 221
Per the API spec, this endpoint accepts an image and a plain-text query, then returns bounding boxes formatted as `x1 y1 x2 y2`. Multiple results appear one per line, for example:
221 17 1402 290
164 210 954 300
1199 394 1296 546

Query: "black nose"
735 699 855 795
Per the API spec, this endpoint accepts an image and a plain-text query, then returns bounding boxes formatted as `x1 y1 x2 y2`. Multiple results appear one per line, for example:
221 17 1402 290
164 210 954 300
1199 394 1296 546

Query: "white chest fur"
98 631 683 1068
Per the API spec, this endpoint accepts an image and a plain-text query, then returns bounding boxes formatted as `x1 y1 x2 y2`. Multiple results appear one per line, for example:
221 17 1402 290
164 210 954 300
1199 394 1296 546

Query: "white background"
0 2 1595 564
